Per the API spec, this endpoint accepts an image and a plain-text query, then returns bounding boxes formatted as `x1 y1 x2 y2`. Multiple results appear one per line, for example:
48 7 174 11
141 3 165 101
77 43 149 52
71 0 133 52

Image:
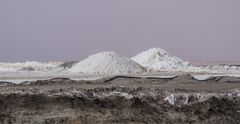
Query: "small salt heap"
131 48 193 71
69 51 146 74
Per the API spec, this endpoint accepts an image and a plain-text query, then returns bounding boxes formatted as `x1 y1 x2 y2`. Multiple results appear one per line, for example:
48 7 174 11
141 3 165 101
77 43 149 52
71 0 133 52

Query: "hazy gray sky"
0 0 239 62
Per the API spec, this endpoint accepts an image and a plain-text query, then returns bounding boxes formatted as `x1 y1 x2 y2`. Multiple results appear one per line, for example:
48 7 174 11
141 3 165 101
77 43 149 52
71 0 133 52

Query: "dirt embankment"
0 93 240 124
0 74 240 124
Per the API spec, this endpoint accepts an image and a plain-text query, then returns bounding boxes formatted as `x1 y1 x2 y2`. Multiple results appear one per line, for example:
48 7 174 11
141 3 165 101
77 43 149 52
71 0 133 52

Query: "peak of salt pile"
131 48 192 71
69 51 146 74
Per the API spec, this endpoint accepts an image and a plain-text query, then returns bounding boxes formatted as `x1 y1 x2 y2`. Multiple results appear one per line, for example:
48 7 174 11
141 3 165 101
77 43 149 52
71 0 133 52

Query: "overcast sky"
0 0 239 62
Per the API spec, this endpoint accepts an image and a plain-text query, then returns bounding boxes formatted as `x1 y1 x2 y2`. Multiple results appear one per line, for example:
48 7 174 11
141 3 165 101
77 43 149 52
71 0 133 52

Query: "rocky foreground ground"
0 74 240 124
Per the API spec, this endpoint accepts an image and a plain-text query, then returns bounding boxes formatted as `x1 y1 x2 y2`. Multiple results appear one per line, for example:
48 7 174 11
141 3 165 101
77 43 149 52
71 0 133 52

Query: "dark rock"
58 61 78 69
20 67 35 71
0 81 14 86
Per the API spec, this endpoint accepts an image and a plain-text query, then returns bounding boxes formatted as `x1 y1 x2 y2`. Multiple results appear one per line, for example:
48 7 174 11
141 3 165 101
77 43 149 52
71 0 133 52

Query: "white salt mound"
69 51 146 74
131 48 193 71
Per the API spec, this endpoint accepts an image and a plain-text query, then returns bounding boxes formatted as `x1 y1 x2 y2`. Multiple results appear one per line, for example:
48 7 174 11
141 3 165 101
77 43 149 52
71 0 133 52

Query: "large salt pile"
69 51 146 74
132 48 193 71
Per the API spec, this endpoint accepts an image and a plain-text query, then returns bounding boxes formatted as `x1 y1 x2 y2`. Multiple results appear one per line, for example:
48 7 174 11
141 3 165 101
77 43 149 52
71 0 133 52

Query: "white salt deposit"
0 48 239 77
132 48 193 71
0 61 62 73
68 51 146 74
205 64 240 72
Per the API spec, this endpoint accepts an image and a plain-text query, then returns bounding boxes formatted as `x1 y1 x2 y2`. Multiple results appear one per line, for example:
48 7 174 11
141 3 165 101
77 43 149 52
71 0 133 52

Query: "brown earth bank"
0 74 240 124
0 94 240 124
